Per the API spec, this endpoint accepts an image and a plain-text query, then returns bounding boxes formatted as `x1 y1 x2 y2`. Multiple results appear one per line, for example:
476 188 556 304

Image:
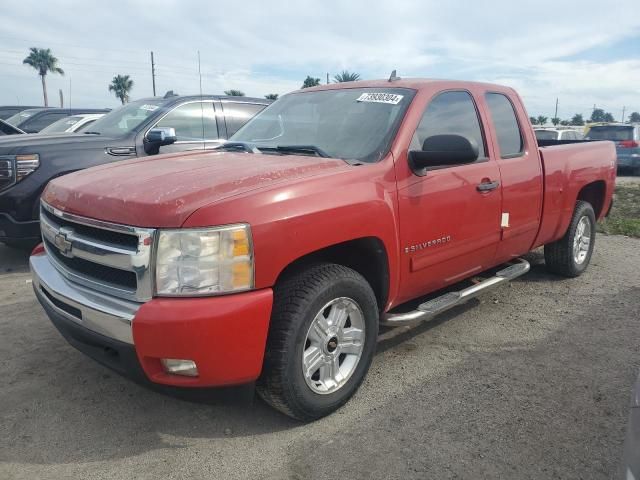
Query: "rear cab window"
222 102 267 137
485 93 524 158
410 90 486 159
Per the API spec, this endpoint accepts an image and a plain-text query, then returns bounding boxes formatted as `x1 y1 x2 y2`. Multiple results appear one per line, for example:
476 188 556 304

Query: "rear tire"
544 201 596 277
257 263 378 421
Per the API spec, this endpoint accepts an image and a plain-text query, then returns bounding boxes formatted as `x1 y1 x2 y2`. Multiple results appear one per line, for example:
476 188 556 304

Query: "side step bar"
381 258 530 327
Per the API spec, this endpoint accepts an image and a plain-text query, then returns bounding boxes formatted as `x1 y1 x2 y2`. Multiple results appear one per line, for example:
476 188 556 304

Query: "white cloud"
1 0 638 119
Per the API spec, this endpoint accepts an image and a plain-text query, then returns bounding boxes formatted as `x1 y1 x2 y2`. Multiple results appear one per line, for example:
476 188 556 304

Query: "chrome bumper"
30 254 141 344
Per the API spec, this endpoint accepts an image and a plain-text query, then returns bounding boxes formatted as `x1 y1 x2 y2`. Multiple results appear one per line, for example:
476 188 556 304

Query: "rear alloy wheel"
257 263 378 421
545 200 596 277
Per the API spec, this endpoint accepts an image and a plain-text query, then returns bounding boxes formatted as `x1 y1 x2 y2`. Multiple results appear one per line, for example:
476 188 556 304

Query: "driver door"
396 90 502 302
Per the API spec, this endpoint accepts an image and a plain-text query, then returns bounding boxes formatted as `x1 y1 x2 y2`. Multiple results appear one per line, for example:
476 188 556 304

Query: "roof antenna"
388 70 401 82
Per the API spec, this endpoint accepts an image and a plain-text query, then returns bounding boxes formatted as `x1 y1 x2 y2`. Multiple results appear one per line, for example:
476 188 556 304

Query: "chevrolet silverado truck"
0 94 270 248
30 79 616 421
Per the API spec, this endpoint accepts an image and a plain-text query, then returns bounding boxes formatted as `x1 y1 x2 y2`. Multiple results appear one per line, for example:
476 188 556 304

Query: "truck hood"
42 150 351 227
0 132 113 150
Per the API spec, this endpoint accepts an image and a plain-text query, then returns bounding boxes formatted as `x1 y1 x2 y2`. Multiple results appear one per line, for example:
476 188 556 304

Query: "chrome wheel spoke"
303 346 324 379
327 302 349 328
340 327 364 355
573 216 592 265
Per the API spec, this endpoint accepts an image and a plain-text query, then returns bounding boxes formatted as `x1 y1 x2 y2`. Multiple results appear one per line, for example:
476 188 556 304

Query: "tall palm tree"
108 75 134 104
333 71 361 83
22 48 64 107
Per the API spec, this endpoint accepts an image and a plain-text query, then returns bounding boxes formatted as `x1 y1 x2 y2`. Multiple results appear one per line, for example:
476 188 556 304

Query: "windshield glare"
231 88 415 162
4 110 33 127
40 116 82 133
86 100 164 136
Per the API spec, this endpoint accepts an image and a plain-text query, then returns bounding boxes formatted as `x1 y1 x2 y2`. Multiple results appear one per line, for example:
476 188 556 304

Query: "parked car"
534 128 583 141
585 124 640 174
0 94 271 247
0 105 40 120
622 371 640 479
3 107 110 133
30 79 615 421
0 119 25 136
37 113 106 134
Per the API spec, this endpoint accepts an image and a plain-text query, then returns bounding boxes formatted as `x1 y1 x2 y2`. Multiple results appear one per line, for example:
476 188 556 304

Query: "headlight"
15 154 40 182
155 224 253 296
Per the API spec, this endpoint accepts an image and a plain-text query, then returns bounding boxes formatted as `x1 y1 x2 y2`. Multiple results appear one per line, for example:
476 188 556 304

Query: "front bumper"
31 252 274 387
0 212 40 241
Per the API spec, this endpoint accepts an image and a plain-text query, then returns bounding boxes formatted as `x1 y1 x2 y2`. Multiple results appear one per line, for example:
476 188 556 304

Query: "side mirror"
146 127 177 146
408 134 479 175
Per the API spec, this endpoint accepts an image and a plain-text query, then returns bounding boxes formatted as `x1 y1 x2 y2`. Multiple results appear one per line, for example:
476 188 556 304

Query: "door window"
410 91 486 158
23 112 69 132
155 102 218 141
485 93 524 158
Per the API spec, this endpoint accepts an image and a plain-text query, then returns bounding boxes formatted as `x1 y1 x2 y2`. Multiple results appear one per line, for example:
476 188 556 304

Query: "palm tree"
224 90 245 96
333 71 361 83
536 115 548 126
22 48 64 107
108 75 134 104
265 93 279 100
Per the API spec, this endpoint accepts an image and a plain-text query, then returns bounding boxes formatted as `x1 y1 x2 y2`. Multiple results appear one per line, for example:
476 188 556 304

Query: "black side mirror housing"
409 134 479 175
144 127 177 154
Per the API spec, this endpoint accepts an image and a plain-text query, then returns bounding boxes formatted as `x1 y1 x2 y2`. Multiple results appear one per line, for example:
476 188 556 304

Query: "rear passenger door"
483 92 543 263
149 101 222 154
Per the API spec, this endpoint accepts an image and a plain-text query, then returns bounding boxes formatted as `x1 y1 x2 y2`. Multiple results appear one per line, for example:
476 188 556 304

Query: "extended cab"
30 79 616 420
0 94 270 247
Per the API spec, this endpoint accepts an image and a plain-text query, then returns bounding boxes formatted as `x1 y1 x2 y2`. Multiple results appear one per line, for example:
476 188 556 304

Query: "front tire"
544 200 596 277
257 263 378 421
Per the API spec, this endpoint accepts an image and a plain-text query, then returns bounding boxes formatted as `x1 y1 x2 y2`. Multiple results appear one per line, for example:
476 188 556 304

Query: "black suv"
0 94 272 247
4 108 111 133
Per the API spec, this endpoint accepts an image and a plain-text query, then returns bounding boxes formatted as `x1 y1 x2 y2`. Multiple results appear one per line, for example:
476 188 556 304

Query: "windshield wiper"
83 131 101 135
272 145 331 158
215 142 261 153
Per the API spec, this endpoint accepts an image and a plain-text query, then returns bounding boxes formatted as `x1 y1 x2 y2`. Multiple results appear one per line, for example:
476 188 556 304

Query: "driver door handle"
476 180 500 192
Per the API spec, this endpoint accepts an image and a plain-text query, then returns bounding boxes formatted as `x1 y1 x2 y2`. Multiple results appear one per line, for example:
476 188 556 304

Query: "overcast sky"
1 0 639 120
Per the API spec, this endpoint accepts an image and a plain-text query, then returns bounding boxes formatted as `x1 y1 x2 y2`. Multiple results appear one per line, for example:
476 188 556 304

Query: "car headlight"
155 224 253 296
13 154 40 182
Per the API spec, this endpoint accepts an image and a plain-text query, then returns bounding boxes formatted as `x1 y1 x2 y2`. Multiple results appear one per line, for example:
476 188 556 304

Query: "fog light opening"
160 358 199 377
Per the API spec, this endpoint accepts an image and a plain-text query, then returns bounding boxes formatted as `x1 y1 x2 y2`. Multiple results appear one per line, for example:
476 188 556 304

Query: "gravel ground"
0 235 639 480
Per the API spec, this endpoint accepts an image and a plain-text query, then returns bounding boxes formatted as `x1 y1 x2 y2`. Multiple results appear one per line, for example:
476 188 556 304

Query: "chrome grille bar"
0 157 15 191
40 201 156 302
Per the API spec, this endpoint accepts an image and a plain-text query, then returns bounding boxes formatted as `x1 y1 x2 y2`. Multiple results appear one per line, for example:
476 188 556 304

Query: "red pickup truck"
30 79 616 420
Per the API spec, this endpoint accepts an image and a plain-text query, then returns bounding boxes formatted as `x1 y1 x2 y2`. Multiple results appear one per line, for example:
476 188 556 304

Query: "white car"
37 113 106 134
534 128 584 141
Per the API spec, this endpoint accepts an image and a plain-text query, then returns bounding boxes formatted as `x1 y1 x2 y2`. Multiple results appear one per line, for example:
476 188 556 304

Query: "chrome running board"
381 258 530 327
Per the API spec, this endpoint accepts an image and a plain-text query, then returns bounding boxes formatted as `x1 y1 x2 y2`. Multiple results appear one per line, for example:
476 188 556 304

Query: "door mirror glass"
146 127 177 146
409 134 479 173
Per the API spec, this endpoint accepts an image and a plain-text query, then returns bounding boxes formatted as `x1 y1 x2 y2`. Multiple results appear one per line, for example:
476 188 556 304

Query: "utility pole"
59 89 64 108
327 72 329 85
621 106 626 123
150 51 157 96
554 98 558 119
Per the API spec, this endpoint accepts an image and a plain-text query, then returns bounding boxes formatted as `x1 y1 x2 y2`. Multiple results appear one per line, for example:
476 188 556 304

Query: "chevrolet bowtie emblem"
54 226 74 257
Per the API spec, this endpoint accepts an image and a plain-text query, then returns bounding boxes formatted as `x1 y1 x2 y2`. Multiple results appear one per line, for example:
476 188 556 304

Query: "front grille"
41 208 138 249
44 238 137 290
40 201 156 302
0 158 14 191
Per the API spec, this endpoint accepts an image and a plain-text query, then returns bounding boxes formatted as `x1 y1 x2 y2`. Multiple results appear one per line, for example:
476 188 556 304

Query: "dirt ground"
1 235 639 479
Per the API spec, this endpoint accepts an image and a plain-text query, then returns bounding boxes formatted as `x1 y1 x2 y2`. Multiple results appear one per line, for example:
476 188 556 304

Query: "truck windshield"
84 99 164 136
231 88 415 163
586 126 633 141
5 110 34 127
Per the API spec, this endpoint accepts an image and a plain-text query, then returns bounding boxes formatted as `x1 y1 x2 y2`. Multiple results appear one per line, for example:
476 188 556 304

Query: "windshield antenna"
198 50 205 151
388 70 401 82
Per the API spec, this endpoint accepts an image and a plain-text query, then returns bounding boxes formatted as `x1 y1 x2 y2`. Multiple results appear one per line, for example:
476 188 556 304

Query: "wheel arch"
576 180 607 219
273 236 390 311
